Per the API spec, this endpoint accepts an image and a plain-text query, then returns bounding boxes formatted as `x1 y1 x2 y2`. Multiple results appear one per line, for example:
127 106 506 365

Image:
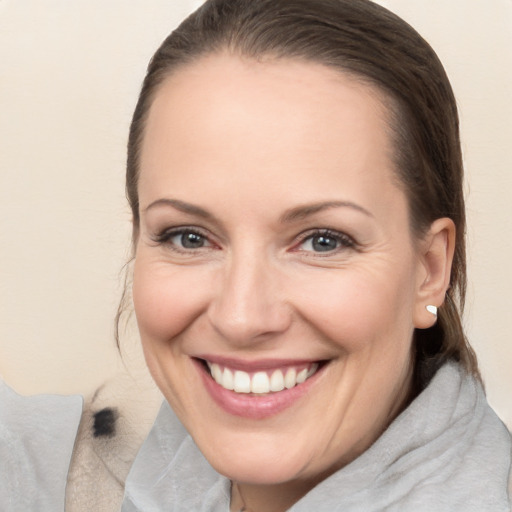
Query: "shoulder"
394 362 512 511
0 378 82 511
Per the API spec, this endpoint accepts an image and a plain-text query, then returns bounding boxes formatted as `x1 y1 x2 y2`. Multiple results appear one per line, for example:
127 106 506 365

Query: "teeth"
269 369 285 392
222 367 234 390
233 370 251 393
251 372 270 393
307 363 319 378
296 368 308 384
207 362 320 394
284 368 297 389
211 363 222 383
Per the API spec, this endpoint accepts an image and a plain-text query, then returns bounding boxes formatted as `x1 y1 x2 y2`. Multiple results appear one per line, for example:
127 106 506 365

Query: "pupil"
312 235 337 252
181 232 204 248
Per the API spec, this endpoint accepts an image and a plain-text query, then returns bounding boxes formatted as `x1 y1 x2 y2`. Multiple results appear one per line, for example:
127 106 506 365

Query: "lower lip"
194 360 324 420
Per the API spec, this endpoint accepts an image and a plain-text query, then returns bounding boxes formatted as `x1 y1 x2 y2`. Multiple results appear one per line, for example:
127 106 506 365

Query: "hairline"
131 48 418 238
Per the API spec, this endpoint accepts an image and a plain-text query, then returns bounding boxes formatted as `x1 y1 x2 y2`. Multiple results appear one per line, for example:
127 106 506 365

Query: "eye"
174 231 208 249
153 227 213 251
298 229 354 253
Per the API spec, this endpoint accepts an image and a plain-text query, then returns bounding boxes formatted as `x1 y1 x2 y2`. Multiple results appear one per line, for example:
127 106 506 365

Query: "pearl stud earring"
426 305 437 316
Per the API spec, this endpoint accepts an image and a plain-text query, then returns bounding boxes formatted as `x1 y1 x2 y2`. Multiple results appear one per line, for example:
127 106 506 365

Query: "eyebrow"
280 200 373 223
143 198 214 219
143 198 373 223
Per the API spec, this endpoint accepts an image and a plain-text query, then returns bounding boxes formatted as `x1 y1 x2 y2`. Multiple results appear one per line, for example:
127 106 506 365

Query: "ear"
413 218 456 329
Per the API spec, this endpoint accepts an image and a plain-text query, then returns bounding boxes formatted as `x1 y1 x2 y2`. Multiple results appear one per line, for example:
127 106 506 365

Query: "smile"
206 361 320 394
195 357 328 419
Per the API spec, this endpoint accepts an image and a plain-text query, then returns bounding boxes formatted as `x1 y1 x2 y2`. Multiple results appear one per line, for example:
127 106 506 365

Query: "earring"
426 305 437 316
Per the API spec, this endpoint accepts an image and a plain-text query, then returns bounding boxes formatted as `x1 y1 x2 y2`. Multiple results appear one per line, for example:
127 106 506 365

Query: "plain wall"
0 0 510 428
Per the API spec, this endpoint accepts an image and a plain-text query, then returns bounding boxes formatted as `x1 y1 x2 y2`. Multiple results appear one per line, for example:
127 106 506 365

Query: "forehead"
144 53 391 153
139 53 403 219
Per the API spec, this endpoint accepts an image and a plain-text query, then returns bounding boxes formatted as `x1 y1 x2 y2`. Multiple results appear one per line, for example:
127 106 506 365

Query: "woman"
0 0 510 511
119 0 511 511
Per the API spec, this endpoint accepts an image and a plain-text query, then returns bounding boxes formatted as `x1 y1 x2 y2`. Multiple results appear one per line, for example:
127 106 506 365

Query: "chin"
188 420 330 486
207 448 309 485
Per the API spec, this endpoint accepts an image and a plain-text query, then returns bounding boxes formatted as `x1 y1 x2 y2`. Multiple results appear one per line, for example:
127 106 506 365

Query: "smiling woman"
1 0 511 511
117 0 510 510
133 56 432 488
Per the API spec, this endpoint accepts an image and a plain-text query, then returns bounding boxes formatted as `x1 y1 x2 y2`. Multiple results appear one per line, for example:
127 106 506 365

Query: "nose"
207 249 292 345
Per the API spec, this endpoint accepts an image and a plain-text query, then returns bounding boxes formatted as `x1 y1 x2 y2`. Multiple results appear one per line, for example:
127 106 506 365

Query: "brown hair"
122 0 479 380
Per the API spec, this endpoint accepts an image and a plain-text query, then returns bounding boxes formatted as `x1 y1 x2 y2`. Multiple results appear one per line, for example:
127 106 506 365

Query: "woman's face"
133 54 432 487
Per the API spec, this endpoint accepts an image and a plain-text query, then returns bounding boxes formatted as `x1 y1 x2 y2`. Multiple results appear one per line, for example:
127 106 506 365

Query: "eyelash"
152 226 356 257
294 228 356 255
151 227 214 253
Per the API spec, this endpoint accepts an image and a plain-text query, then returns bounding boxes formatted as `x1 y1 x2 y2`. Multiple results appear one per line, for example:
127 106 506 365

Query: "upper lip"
194 355 325 372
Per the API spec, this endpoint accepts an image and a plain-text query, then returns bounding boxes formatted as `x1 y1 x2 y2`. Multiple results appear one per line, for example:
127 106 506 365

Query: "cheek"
292 265 417 353
132 258 209 343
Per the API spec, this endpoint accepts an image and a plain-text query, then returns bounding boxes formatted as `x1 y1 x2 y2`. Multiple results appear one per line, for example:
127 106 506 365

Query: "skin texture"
132 54 454 512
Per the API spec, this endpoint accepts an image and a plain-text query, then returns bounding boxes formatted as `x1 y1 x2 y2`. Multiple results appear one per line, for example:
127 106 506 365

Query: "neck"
230 477 323 512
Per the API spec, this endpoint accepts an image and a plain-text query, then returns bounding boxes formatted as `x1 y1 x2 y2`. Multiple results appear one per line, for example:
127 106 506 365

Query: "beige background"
1 0 511 428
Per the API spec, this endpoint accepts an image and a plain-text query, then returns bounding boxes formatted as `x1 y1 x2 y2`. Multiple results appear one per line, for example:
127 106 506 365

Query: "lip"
196 354 317 372
193 357 326 420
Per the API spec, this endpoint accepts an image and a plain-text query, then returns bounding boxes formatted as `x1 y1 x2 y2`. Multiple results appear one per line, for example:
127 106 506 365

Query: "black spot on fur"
93 407 118 438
